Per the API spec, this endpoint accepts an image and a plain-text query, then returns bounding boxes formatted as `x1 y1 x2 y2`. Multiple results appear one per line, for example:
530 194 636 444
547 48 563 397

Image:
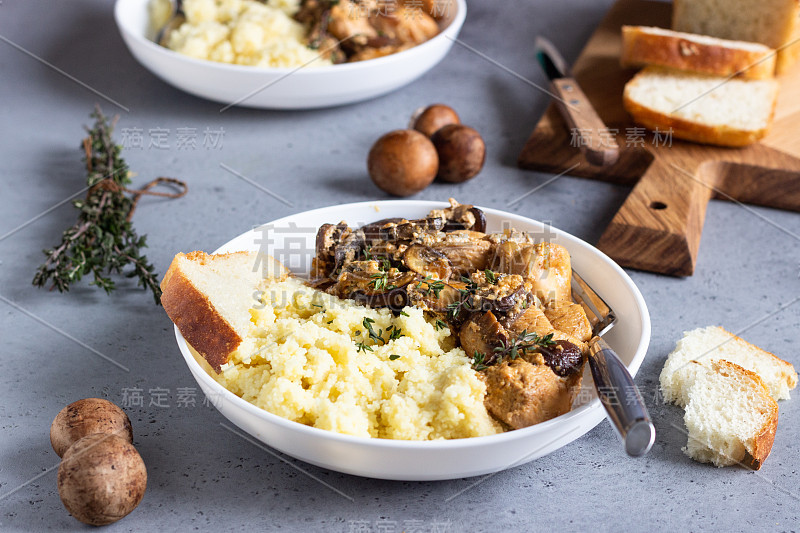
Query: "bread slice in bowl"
160 251 288 372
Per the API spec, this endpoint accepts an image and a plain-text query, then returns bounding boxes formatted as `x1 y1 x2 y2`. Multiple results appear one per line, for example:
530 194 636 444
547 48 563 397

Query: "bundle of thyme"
32 106 186 304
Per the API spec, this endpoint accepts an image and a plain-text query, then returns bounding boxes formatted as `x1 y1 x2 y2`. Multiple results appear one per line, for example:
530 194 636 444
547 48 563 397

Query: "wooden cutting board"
518 0 800 276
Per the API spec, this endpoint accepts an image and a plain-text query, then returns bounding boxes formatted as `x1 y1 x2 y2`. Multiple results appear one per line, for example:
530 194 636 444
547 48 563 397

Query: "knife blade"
535 36 620 167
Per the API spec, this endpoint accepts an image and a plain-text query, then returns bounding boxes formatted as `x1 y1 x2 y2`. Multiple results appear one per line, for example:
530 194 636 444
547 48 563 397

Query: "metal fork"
571 271 655 457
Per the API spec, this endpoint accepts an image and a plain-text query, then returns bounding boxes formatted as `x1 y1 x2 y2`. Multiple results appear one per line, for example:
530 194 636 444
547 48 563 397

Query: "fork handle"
587 337 655 457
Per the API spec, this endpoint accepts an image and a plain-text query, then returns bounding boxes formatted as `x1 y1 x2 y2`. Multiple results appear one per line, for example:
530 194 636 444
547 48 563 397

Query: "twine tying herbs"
33 106 187 304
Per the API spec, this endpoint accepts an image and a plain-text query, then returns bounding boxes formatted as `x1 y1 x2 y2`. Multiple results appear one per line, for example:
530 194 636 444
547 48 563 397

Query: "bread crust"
622 72 778 147
672 0 800 75
712 360 778 470
712 326 798 391
161 252 246 373
621 26 776 80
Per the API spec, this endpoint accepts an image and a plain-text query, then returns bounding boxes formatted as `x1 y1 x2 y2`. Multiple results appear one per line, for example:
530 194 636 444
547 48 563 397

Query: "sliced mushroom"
315 222 350 276
403 244 452 280
459 311 508 365
333 233 366 274
432 234 492 275
443 206 487 233
428 200 487 233
380 217 445 242
359 217 406 245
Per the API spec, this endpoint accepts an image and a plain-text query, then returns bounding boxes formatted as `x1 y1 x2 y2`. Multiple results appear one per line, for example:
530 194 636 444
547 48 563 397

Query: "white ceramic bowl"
114 0 467 109
173 201 651 480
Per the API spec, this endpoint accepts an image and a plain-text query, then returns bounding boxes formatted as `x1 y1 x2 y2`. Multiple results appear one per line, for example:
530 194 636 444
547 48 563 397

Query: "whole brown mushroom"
431 124 486 183
50 398 133 458
57 433 147 526
411 104 461 138
368 129 439 197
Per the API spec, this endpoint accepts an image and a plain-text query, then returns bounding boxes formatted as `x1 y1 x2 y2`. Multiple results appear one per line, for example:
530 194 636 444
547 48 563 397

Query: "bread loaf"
673 0 800 74
621 25 776 80
622 66 779 146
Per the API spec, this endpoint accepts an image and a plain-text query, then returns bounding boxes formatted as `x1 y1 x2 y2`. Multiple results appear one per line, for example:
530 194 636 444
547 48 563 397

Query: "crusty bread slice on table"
673 0 800 75
682 360 778 469
621 26 776 80
660 326 796 469
160 251 288 372
661 326 797 403
623 66 780 146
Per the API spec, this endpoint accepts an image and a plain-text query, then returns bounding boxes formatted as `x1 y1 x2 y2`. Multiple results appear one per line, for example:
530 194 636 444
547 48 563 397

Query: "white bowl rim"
114 0 468 75
175 200 651 450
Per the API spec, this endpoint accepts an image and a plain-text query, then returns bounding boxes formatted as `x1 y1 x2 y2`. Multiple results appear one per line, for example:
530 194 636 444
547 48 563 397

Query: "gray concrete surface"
1 0 799 531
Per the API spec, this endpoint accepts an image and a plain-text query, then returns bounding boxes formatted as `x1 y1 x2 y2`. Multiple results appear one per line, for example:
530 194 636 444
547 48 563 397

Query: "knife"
535 36 620 167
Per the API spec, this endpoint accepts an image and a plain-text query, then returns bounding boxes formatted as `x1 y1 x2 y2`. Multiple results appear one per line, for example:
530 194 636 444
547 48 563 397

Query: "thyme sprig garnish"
32 106 186 304
368 259 395 291
417 275 445 298
471 330 556 370
493 330 555 362
355 316 404 353
369 272 391 291
472 351 488 371
446 276 478 319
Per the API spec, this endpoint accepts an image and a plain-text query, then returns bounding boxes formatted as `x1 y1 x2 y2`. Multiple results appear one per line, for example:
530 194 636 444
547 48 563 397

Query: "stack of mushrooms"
50 398 147 526
368 104 487 196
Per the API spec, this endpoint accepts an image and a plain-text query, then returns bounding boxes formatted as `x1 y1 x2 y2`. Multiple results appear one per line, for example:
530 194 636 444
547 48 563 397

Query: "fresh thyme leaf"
356 341 373 353
434 318 448 331
417 275 446 298
446 280 477 319
363 317 379 340
389 354 401 361
490 329 556 365
32 106 184 305
357 316 402 349
484 269 498 284
388 326 403 341
399 311 409 317
472 351 488 371
369 272 388 291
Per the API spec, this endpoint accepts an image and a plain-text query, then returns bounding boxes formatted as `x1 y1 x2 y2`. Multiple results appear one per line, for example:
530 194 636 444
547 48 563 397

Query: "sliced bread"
160 251 288 372
660 326 795 469
622 66 780 146
621 26 776 80
660 326 797 404
682 360 778 469
673 0 800 74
